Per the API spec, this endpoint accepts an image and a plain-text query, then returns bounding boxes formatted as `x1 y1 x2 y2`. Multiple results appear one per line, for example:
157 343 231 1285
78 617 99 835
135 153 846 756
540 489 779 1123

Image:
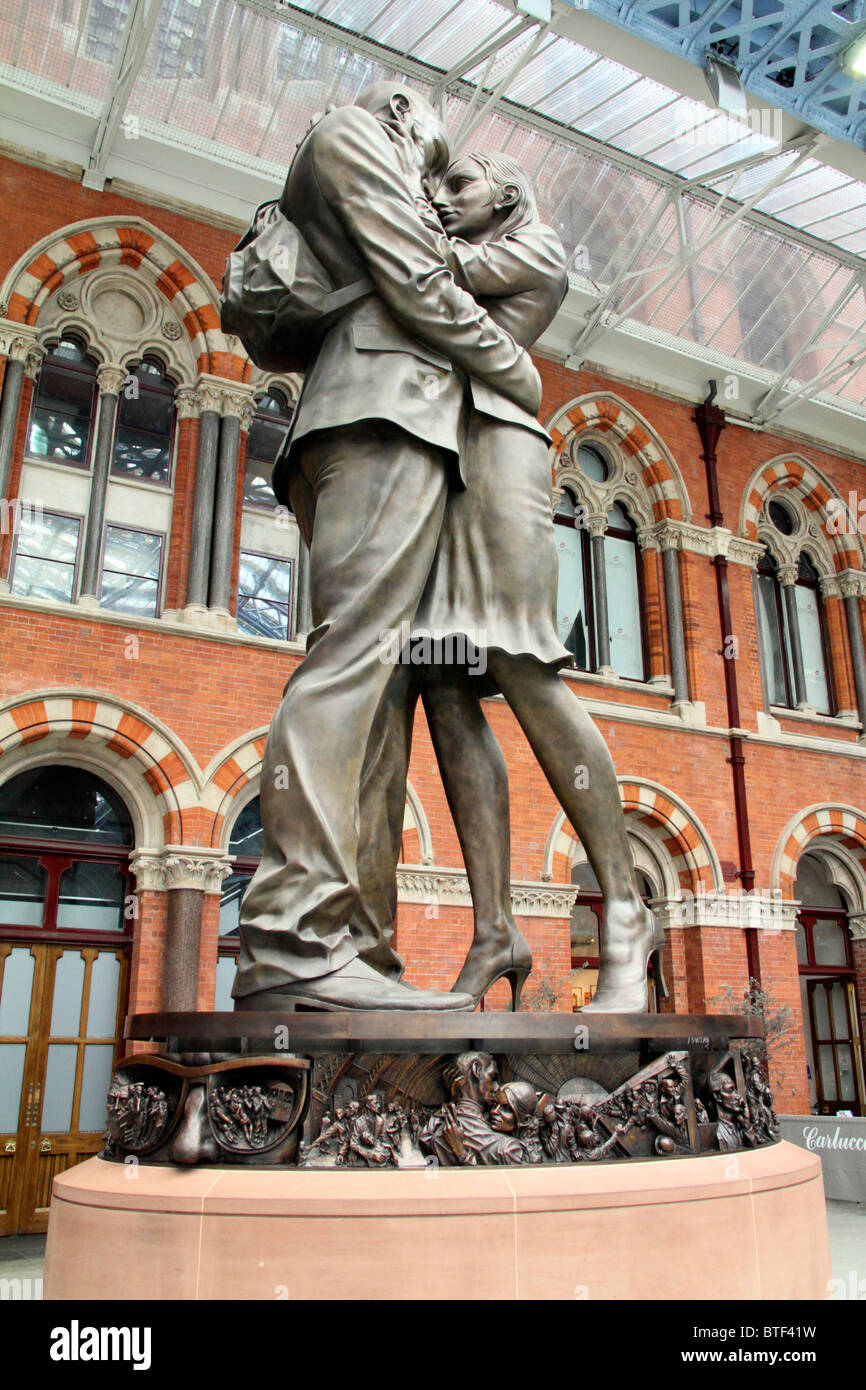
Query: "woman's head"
433 153 538 242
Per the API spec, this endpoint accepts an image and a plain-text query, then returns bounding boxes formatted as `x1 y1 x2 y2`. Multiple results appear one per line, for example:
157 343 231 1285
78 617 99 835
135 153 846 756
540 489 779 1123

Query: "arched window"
604 502 645 681
554 489 593 669
795 853 864 1115
111 357 176 485
756 505 833 715
0 767 133 935
26 337 97 468
554 468 646 681
216 796 262 1006
243 390 294 507
0 765 133 1233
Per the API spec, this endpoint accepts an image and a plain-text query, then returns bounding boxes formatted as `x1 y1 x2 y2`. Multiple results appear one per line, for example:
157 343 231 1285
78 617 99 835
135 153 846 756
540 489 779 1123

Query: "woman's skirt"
413 415 571 697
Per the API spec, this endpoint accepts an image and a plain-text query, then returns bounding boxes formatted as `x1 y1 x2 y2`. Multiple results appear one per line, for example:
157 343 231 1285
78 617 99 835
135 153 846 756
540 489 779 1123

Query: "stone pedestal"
44 1142 831 1301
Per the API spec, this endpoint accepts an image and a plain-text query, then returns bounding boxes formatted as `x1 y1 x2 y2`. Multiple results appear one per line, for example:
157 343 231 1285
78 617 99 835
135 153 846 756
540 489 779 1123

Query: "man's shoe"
235 958 474 1012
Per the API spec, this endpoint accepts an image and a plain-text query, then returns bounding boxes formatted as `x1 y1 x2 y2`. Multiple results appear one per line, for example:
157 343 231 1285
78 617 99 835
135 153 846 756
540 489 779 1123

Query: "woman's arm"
442 224 568 302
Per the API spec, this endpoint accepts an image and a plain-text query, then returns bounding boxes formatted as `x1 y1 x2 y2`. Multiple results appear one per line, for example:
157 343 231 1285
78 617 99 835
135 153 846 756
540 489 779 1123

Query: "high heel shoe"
581 911 667 1014
452 930 533 1011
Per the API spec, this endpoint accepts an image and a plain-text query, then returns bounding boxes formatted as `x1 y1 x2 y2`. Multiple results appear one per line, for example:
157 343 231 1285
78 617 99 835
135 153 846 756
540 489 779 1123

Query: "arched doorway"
0 766 134 1235
795 853 865 1116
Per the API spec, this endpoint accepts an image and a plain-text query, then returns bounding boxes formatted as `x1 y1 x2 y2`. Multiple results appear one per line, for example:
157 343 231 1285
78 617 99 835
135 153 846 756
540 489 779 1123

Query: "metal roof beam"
84 0 161 190
567 131 824 365
430 15 535 100
753 269 866 424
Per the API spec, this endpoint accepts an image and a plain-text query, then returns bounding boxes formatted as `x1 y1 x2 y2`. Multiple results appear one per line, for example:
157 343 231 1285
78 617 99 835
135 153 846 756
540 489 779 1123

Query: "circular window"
768 498 796 535
576 444 609 482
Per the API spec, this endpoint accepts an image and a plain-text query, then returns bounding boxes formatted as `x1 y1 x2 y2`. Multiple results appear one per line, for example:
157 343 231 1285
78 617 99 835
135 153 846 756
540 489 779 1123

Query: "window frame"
242 389 294 511
0 837 134 947
554 491 649 683
236 548 295 642
97 521 166 620
24 336 98 473
554 495 596 673
109 356 178 490
8 507 83 605
757 548 834 716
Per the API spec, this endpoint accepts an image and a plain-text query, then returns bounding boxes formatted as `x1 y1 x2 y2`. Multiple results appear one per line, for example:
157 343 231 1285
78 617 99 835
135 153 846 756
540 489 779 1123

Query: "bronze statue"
225 84 663 1014
230 83 540 1013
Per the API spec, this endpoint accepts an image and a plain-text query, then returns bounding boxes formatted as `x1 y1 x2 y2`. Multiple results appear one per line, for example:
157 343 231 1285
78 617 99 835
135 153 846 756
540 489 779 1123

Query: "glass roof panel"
2 0 865 416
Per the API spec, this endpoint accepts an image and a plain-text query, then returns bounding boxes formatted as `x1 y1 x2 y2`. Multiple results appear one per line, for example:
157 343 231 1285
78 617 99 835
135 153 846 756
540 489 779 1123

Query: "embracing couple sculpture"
225 81 665 1015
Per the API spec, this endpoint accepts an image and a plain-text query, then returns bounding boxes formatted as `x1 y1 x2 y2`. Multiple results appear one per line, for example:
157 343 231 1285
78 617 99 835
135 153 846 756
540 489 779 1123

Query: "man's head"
355 81 449 189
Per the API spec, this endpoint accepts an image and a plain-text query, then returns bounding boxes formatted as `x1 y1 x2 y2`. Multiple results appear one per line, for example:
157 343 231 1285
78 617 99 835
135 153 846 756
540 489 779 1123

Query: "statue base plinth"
44 1144 831 1300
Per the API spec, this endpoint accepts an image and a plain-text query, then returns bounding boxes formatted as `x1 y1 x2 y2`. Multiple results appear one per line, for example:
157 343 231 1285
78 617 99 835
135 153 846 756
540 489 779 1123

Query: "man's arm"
309 108 541 416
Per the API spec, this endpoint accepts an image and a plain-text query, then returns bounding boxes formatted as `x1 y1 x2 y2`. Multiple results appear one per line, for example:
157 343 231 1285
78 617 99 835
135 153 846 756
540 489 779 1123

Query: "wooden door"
807 977 864 1115
0 942 127 1235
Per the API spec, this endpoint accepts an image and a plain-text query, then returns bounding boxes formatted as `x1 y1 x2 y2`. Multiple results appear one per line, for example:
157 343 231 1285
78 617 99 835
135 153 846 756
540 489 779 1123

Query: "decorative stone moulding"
129 847 233 894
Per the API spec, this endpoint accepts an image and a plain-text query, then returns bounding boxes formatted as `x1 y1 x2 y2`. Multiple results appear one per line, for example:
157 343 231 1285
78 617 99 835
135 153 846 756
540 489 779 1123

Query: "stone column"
0 326 43 499
208 387 255 618
184 380 224 614
130 849 232 1012
840 573 866 735
294 537 313 642
78 363 126 603
588 514 612 675
778 564 808 708
819 575 857 718
657 525 690 704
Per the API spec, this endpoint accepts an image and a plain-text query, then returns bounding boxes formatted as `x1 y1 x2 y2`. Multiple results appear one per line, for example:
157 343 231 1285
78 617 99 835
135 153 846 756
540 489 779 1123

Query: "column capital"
96 363 128 397
194 374 257 421
129 846 233 894
0 321 44 378
654 521 682 553
838 570 866 599
819 574 841 600
174 385 201 421
586 512 608 539
848 912 866 941
777 563 798 587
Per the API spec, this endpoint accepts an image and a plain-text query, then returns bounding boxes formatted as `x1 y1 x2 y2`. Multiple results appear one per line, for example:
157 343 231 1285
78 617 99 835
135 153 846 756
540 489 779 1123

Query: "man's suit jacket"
271 105 544 507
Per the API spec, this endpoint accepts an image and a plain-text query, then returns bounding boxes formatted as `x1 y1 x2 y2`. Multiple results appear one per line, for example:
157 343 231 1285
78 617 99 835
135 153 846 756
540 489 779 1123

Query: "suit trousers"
233 422 449 996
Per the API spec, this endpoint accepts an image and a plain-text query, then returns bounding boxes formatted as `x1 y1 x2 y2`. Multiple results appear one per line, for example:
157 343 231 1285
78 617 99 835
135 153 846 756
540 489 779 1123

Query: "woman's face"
433 157 500 242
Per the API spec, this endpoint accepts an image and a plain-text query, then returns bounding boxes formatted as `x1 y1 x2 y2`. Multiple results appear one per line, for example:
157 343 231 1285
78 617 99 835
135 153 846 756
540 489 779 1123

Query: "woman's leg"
487 651 659 1009
422 674 531 1001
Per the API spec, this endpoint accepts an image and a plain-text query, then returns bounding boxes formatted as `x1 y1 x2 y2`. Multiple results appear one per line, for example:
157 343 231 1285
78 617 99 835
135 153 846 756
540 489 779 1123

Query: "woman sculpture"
355 152 666 1013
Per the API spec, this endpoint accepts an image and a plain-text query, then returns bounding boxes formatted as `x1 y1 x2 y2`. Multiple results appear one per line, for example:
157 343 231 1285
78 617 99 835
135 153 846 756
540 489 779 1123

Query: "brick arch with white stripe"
739 452 866 574
0 217 248 382
772 804 866 904
205 732 434 865
546 392 691 524
0 689 200 846
541 778 722 895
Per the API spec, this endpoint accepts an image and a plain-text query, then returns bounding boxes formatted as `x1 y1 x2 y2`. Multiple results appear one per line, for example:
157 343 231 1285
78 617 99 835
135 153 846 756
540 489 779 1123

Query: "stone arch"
547 392 691 525
203 730 269 850
205 732 434 864
772 804 866 904
0 689 199 847
740 452 866 574
0 217 246 381
541 777 722 896
400 781 434 866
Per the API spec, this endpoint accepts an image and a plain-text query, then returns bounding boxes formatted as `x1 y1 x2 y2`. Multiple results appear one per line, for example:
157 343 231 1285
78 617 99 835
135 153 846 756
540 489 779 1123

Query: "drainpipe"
694 384 760 985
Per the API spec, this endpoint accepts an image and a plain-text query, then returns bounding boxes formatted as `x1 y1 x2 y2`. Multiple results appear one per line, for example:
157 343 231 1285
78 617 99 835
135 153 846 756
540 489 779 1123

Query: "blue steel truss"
566 1 866 147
